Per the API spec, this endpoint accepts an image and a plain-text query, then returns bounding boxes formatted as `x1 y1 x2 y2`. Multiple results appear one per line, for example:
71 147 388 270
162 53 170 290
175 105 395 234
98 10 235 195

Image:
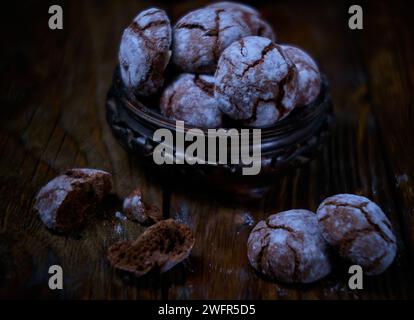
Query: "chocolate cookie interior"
107 219 195 277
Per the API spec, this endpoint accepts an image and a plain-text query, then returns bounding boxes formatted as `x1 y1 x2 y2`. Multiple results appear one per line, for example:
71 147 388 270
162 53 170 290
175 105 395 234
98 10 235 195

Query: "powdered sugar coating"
247 209 332 283
34 175 73 229
281 45 321 107
123 189 161 225
172 8 252 73
208 1 259 15
119 8 172 96
206 2 276 41
317 194 397 275
123 189 145 222
67 168 109 177
34 168 112 231
215 36 298 127
160 73 222 128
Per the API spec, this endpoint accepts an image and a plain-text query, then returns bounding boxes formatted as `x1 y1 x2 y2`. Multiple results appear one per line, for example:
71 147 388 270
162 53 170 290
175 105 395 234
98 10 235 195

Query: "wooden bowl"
106 67 334 200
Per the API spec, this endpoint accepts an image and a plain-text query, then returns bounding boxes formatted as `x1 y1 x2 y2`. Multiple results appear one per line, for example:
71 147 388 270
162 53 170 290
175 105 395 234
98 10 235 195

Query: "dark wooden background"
1 0 413 299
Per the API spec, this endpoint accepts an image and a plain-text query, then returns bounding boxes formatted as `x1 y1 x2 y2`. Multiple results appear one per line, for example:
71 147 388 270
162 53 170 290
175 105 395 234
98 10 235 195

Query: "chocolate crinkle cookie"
107 219 195 277
206 1 276 41
160 73 222 128
215 36 298 127
123 189 162 225
34 168 112 232
247 209 332 283
316 194 397 275
281 45 321 107
172 7 252 73
119 8 172 96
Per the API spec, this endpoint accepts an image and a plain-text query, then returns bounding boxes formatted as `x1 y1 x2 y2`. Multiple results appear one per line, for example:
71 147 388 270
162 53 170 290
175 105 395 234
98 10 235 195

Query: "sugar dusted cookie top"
281 44 321 107
206 1 276 41
247 209 332 283
317 194 397 275
119 8 172 96
215 36 298 127
172 7 252 73
160 73 222 128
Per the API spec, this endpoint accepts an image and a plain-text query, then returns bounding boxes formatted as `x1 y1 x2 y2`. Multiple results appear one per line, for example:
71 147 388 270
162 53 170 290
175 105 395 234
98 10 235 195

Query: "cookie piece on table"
123 189 162 225
247 209 332 283
107 219 195 277
34 168 112 232
317 194 397 275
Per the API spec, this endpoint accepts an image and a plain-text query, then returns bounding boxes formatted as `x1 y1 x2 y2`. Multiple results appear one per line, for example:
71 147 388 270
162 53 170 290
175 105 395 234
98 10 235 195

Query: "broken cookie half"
33 168 112 232
107 219 195 277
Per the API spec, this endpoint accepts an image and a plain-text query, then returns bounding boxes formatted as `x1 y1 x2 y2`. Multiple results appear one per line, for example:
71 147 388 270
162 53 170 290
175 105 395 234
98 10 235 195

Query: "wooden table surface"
1 0 414 299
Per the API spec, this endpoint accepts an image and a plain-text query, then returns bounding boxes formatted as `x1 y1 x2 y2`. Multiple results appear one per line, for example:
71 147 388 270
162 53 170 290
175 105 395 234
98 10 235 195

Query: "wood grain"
0 0 413 299
357 1 414 261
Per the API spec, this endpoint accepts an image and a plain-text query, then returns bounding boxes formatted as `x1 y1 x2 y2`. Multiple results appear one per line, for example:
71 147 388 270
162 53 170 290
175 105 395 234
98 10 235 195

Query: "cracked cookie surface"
172 7 251 73
160 73 222 128
119 8 172 96
317 194 397 275
215 36 299 127
206 1 276 41
282 45 321 107
247 209 331 283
